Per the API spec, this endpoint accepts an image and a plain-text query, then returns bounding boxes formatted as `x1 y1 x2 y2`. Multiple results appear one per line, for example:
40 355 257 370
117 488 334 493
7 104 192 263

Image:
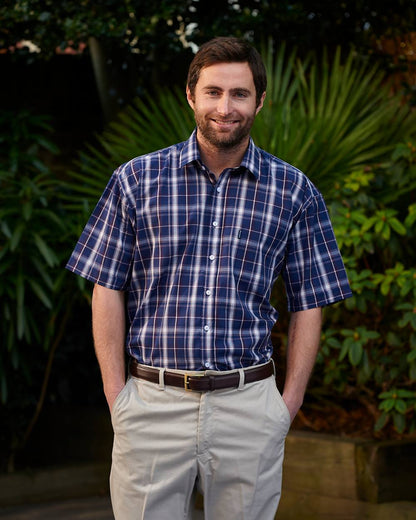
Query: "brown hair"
187 37 267 107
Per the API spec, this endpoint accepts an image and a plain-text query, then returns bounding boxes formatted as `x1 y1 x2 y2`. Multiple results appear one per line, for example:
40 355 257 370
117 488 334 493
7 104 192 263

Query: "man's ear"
255 91 266 115
186 86 195 110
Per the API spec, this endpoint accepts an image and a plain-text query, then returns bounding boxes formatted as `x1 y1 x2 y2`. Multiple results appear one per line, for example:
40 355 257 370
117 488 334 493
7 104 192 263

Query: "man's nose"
217 94 231 115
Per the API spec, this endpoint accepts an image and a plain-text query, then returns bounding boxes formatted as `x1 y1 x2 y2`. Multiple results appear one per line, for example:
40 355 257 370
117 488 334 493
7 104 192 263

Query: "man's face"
186 62 265 150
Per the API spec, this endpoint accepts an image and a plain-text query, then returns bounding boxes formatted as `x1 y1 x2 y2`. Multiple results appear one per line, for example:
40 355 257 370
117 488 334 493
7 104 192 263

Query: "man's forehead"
197 62 255 88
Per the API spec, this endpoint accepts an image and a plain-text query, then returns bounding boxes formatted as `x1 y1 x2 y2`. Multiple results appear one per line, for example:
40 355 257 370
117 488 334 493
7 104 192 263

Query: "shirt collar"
179 129 261 180
240 136 261 180
179 129 200 168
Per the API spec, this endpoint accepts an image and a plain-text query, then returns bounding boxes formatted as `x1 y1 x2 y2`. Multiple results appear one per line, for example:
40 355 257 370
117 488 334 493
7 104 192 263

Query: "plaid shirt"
66 130 351 370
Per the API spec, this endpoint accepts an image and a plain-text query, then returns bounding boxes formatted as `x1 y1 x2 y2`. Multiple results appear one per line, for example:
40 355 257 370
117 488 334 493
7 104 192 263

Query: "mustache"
211 117 239 123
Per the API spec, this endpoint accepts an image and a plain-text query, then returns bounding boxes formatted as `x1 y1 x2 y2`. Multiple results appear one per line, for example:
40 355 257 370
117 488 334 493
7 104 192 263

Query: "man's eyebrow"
202 86 252 95
202 85 223 91
231 87 252 95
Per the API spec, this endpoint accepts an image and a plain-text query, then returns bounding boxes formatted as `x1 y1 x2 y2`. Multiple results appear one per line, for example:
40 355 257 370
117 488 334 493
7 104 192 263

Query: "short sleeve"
282 191 352 312
65 170 135 290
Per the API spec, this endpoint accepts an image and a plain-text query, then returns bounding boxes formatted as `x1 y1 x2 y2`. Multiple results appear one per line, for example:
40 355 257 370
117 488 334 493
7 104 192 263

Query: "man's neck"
197 135 249 180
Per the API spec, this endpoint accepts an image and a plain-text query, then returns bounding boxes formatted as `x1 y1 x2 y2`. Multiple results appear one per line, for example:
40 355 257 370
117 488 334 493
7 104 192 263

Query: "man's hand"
105 384 126 413
281 393 303 424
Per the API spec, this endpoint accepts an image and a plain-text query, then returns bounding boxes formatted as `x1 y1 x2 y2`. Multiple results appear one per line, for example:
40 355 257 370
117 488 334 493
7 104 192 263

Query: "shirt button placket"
203 184 222 367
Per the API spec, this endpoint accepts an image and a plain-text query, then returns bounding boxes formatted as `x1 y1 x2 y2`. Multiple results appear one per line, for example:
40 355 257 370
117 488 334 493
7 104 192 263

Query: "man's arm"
282 307 322 422
92 284 126 412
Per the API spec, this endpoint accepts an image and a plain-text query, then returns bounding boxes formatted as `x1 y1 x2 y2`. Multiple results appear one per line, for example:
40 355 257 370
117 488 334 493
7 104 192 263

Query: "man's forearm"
92 284 126 411
282 307 322 422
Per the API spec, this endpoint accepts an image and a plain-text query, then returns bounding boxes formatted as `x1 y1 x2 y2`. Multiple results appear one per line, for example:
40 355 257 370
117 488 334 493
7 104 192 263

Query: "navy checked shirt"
66 130 352 370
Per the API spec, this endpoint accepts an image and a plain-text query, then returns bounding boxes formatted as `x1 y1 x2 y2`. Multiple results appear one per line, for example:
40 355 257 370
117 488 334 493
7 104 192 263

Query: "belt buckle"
184 373 204 391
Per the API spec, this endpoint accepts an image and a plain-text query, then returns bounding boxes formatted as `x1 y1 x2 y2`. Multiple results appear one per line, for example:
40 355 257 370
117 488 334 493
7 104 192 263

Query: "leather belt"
129 359 274 392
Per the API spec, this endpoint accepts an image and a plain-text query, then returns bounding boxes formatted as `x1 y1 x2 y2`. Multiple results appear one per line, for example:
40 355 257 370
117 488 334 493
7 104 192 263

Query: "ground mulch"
291 402 416 441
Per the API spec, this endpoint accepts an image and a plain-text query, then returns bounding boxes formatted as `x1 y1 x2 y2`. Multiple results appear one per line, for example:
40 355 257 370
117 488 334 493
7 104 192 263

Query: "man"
66 37 351 520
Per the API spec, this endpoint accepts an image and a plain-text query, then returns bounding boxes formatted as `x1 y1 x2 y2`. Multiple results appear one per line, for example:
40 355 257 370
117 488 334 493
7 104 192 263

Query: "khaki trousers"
110 364 291 520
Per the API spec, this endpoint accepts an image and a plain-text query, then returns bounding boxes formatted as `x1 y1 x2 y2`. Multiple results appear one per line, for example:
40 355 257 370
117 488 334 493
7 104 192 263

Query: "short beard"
199 126 250 149
195 113 255 150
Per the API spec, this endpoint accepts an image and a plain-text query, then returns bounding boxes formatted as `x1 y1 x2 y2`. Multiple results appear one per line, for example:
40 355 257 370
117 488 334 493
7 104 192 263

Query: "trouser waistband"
128 359 274 392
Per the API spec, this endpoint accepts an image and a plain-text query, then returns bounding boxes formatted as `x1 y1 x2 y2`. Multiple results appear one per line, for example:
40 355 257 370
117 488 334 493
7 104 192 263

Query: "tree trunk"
88 36 118 123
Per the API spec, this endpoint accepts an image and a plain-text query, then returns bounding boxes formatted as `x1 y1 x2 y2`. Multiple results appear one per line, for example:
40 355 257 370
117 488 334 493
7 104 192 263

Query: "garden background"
1 0 416 479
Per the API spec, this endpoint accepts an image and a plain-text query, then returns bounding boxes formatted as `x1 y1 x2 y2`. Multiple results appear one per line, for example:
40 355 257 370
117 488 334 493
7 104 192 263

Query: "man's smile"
210 118 240 127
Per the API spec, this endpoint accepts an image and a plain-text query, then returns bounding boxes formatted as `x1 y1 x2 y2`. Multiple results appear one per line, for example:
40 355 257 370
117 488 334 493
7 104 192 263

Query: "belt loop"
238 368 245 390
271 359 276 377
158 368 166 390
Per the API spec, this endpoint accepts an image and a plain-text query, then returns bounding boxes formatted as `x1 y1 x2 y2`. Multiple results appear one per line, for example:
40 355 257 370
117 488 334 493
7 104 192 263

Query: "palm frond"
64 44 416 214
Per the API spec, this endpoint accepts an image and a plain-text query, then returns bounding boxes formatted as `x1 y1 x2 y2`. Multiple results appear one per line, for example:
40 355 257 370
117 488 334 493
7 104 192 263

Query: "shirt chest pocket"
221 223 287 294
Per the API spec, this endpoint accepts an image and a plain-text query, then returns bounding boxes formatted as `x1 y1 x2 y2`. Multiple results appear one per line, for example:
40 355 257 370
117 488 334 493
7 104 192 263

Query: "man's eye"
234 91 248 98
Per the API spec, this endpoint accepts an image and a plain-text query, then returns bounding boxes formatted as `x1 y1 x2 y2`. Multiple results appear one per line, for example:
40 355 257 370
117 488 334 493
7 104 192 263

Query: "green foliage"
377 389 416 433
0 111 90 469
253 46 416 194
66 44 416 216
2 1 415 59
318 141 416 435
0 0 193 57
0 111 63 375
66 86 195 214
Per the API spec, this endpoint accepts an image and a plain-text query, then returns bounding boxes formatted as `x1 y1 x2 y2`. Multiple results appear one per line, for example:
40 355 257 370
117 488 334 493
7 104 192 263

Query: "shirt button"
212 221 218 227
204 362 212 369
204 325 210 332
209 255 215 261
216 187 221 193
206 290 211 296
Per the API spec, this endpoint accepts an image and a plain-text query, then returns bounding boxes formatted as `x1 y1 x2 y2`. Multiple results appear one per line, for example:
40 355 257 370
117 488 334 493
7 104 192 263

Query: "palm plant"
66 43 416 213
66 87 195 213
254 46 416 194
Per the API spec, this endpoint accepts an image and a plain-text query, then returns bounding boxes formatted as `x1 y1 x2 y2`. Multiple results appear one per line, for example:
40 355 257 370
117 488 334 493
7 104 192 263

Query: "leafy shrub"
0 111 87 470
1 112 61 387
316 142 416 435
